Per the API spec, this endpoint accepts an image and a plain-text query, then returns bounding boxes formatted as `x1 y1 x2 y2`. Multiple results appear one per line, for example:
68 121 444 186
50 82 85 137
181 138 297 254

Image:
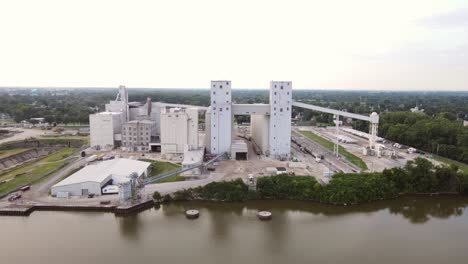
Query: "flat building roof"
53 158 150 187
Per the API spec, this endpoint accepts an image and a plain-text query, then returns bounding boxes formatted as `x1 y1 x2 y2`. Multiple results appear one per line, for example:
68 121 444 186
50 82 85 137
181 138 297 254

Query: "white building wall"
205 108 212 152
186 108 199 149
160 110 188 155
251 114 270 154
129 107 148 121
269 81 292 159
51 181 104 197
89 112 122 149
210 80 232 154
105 101 127 123
150 102 163 134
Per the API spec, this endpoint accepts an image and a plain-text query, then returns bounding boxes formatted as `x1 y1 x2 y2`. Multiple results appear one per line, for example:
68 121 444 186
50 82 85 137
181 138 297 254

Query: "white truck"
86 155 97 162
102 185 119 194
407 147 417 154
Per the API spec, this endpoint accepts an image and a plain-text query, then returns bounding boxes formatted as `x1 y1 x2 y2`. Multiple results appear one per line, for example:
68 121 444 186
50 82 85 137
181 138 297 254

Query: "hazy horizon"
2 85 468 92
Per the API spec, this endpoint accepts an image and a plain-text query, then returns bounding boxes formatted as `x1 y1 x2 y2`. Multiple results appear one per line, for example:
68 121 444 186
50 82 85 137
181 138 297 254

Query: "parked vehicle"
86 155 97 162
102 185 119 194
20 186 30 192
393 143 402 149
407 147 417 154
8 193 22 202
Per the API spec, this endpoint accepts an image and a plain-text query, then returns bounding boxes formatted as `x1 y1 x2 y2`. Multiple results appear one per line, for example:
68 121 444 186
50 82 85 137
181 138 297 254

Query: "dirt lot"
0 128 49 145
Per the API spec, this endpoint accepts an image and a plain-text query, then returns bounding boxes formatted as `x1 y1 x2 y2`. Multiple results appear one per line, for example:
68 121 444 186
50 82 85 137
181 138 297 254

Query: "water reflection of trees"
116 213 141 240
164 196 468 225
387 197 465 224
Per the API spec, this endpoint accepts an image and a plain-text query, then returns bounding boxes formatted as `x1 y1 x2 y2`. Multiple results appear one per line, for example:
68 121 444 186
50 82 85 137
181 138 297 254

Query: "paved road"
142 172 224 198
31 156 87 197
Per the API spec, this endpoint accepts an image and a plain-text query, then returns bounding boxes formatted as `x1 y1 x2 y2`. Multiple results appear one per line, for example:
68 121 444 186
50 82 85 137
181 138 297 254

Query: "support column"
334 114 340 157
369 122 378 150
369 112 379 150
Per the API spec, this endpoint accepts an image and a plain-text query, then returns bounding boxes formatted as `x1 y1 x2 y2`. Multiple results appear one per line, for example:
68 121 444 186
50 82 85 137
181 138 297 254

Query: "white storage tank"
118 181 132 201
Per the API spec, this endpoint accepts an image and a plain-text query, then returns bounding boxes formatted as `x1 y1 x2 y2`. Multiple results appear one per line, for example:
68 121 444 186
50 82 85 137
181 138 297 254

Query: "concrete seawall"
0 200 155 217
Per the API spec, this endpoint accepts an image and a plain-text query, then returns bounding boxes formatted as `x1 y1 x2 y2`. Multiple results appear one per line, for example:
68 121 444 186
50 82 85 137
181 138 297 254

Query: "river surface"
2 196 468 264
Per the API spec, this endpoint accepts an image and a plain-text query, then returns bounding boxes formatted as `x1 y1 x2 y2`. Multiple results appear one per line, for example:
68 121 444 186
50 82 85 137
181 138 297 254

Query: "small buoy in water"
257 211 272 220
185 209 199 219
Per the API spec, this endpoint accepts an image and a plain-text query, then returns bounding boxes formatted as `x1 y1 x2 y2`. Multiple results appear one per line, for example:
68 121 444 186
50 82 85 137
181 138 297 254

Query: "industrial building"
206 80 292 160
51 158 150 197
89 81 380 163
121 120 157 151
160 107 199 158
90 86 204 156
89 112 123 149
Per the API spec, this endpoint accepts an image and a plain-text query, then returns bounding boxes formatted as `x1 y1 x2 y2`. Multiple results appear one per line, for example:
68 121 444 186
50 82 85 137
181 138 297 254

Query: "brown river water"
1 196 468 264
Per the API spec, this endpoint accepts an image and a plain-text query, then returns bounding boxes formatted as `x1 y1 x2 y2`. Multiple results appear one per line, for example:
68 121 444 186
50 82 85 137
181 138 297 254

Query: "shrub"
173 189 195 201
152 191 162 202
256 174 319 200
199 179 249 202
162 194 173 203
317 173 398 205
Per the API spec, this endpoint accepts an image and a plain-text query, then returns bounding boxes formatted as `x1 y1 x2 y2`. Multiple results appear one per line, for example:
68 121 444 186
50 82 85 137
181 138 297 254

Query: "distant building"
30 117 45 123
410 106 424 114
464 120 468 127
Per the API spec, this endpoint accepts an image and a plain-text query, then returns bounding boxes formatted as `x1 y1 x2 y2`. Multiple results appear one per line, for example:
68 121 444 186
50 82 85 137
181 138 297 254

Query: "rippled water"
2 196 468 264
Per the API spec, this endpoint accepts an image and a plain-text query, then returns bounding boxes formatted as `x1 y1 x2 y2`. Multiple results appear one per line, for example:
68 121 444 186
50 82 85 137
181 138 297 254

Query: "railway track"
291 129 357 173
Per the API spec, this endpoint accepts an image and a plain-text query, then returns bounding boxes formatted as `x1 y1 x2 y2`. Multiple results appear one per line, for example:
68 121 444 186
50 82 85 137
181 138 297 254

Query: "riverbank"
0 200 154 216
2 156 467 217
162 159 468 206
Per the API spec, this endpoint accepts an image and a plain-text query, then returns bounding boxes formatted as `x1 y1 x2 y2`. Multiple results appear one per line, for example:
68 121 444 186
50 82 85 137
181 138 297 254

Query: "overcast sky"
1 0 467 90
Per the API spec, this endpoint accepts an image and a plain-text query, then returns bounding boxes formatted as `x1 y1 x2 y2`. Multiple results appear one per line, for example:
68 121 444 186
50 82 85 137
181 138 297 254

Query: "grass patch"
139 159 184 183
0 148 77 195
0 119 14 124
316 122 334 127
139 159 181 176
39 135 90 143
0 138 87 150
157 174 185 183
433 155 468 174
0 148 32 159
300 130 368 170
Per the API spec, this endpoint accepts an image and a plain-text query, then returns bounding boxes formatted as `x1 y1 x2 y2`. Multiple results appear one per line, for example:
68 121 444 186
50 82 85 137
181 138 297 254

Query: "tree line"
378 112 468 163
156 157 468 205
1 88 467 124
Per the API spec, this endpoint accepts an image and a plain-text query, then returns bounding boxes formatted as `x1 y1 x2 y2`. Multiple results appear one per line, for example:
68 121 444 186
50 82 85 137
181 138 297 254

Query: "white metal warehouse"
51 158 151 197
